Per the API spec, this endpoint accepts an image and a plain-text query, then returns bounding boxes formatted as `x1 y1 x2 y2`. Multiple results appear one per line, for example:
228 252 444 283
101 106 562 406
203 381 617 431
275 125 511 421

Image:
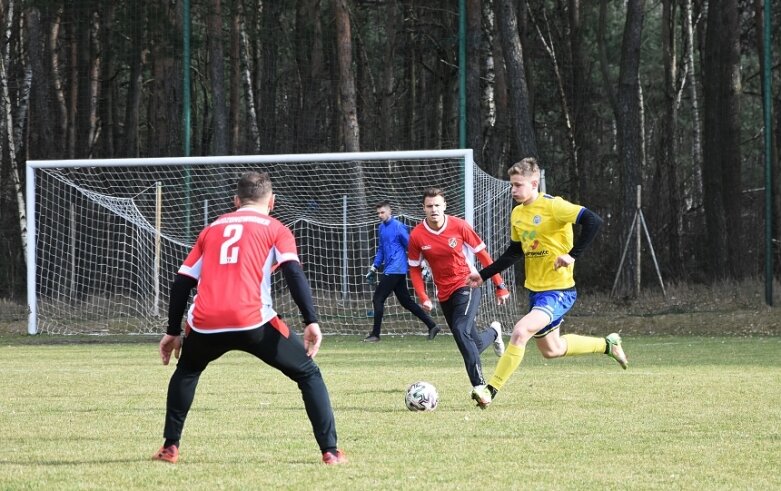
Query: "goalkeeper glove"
366 266 378 285
495 282 510 305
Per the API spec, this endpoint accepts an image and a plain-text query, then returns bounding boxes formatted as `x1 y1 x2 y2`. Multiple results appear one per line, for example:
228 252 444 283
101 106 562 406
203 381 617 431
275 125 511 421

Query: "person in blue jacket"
364 201 439 342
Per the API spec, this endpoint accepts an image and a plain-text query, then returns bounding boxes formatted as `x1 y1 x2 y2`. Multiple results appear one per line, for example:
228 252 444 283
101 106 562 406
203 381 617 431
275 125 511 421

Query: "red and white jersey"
408 215 486 302
178 207 299 333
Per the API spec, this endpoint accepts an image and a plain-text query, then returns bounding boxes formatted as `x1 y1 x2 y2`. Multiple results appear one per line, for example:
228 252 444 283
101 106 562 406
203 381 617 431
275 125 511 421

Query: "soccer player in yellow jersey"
466 157 628 408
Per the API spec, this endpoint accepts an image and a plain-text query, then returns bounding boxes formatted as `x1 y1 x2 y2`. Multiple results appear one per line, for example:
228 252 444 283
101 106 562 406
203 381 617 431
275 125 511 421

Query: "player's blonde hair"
237 171 272 204
507 157 540 178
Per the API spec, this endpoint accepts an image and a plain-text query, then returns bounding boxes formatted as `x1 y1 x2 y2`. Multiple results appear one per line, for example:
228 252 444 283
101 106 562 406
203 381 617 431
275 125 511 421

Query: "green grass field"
1 335 779 490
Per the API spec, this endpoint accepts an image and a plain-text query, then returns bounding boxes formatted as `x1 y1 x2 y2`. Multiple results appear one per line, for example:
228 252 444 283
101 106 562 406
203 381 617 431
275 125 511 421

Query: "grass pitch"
0 335 779 490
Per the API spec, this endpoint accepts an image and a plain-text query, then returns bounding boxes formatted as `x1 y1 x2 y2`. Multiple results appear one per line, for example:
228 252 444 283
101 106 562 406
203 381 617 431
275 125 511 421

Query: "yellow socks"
562 334 607 356
488 343 525 390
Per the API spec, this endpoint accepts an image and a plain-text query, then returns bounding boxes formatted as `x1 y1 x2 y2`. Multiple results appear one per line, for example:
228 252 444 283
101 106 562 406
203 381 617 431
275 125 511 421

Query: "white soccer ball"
405 381 439 411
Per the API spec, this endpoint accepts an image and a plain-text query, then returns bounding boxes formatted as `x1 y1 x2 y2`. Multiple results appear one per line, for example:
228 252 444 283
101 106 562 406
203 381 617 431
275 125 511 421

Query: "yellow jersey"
510 194 584 292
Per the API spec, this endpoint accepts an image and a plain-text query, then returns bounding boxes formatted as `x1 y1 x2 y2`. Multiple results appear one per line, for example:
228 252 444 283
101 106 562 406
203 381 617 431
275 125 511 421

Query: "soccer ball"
405 381 439 411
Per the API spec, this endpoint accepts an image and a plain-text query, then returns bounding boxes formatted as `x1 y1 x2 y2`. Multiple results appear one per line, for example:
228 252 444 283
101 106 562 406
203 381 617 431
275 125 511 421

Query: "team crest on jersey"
533 215 542 225
448 238 457 248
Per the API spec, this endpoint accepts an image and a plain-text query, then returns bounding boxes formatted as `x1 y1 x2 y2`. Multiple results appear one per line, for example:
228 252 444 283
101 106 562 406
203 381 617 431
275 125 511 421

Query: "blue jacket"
373 216 409 274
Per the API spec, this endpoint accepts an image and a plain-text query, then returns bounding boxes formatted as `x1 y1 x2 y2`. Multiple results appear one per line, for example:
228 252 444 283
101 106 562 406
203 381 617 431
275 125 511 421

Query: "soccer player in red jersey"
407 188 511 399
153 171 345 465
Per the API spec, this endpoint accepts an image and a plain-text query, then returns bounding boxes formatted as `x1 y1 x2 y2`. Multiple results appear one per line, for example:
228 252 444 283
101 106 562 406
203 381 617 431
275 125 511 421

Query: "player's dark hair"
422 187 445 202
375 200 391 210
237 171 272 204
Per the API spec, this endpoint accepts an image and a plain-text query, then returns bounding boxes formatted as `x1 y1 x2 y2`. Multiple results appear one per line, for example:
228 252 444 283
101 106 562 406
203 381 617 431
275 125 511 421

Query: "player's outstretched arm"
476 241 524 280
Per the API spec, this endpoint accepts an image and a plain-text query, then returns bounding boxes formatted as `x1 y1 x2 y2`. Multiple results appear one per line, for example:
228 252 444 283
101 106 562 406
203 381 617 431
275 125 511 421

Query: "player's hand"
421 299 433 312
554 254 575 270
159 334 182 365
365 266 377 286
495 287 511 305
465 272 483 288
303 322 323 358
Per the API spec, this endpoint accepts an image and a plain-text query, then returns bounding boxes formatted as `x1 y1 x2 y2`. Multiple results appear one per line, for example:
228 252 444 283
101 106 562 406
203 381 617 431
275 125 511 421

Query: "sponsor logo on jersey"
530 240 540 250
448 238 457 248
421 245 432 250
525 250 549 257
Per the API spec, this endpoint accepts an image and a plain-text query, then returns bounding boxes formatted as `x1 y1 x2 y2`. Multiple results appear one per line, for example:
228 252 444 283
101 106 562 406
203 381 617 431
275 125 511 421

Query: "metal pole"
635 185 642 297
762 0 774 306
458 0 467 149
183 0 192 237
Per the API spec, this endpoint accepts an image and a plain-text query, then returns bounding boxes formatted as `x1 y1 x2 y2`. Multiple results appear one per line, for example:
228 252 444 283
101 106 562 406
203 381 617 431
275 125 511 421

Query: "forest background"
0 0 779 317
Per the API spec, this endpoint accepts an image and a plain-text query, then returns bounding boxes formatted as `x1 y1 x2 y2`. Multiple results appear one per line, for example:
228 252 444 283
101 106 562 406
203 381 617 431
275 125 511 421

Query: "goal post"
26 149 520 336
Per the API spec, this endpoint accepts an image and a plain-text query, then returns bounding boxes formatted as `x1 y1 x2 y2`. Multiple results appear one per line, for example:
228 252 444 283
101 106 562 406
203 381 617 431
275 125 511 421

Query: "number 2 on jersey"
219 224 243 264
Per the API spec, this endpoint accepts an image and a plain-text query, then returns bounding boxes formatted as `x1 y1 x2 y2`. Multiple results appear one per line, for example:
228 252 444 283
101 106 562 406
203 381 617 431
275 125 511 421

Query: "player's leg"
157 330 231 462
367 274 396 340
244 320 341 460
391 276 439 336
533 290 627 367
489 309 549 389
470 316 500 355
471 309 550 408
441 288 487 388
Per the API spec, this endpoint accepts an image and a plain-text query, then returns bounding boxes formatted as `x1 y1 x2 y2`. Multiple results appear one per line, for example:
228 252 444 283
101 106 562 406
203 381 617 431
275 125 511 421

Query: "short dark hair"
237 171 272 204
422 187 445 202
375 200 391 210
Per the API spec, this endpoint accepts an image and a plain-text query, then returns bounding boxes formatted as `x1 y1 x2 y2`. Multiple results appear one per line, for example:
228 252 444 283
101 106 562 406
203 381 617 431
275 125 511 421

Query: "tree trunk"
702 0 741 279
259 1 279 153
568 0 594 202
494 0 537 159
378 0 399 150
49 5 67 155
148 0 183 157
207 0 228 155
661 0 683 275
483 0 509 177
229 2 241 154
467 0 483 159
0 1 28 262
239 3 260 152
530 8 576 196
683 0 703 207
67 2 79 158
25 6 56 160
333 0 360 152
98 1 116 157
614 0 646 296
123 1 145 157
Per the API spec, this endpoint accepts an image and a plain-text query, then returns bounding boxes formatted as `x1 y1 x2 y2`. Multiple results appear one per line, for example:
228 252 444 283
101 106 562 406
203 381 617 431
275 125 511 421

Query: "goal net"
26 150 521 336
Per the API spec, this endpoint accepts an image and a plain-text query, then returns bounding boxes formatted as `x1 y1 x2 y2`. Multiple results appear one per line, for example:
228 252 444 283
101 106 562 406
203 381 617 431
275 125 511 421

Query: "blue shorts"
529 289 577 338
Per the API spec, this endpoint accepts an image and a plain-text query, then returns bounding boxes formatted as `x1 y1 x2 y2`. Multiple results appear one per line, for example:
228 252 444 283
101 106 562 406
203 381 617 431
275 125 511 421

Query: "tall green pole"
183 0 192 235
458 0 466 149
762 0 773 306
